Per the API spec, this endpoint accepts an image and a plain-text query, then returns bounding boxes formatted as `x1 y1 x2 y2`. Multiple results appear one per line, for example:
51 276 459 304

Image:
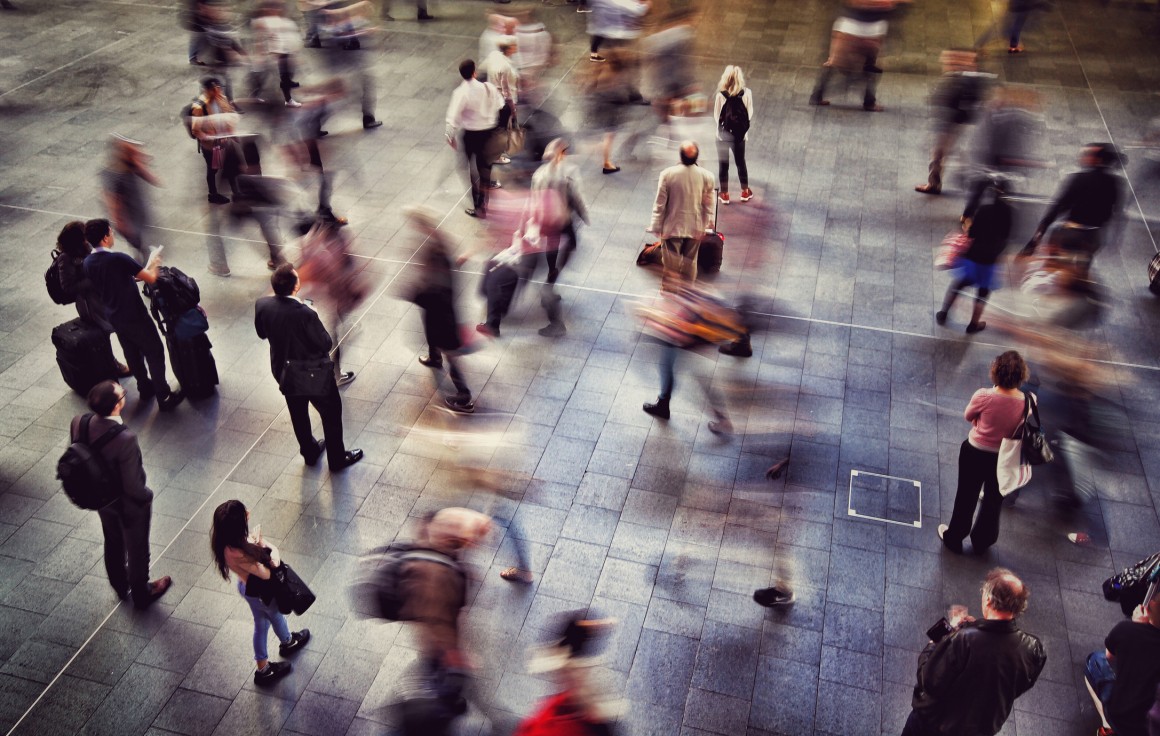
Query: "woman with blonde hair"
713 65 754 204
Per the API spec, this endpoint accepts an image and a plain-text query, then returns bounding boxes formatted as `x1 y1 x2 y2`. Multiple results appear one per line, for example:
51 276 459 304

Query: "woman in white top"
713 66 754 205
210 500 310 686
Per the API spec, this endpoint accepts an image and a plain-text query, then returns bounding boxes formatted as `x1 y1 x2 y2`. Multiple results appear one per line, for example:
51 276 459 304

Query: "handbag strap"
1010 393 1032 440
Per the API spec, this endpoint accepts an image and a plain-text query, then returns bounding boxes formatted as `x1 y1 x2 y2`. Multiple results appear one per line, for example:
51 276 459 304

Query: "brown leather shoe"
133 576 172 609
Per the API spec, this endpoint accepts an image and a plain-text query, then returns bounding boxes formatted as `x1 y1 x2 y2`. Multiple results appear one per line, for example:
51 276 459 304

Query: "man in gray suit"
647 141 716 282
73 381 172 609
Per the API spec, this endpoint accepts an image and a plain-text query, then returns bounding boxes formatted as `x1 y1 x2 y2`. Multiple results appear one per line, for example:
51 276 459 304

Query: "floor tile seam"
0 34 136 101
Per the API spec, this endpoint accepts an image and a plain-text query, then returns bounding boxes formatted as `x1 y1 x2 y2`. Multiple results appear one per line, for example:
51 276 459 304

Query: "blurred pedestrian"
520 614 623 734
809 0 906 112
938 351 1030 554
481 36 519 132
296 219 365 386
314 30 383 129
83 219 184 410
713 65 754 205
200 2 249 102
915 49 989 196
189 76 241 205
406 210 475 414
445 59 505 218
961 86 1043 221
585 48 635 174
1005 0 1051 53
513 9 553 107
255 264 363 470
638 283 747 431
211 500 311 686
102 135 160 263
524 137 588 337
1023 143 1123 277
74 381 173 609
249 0 303 107
647 141 716 282
185 0 211 65
936 178 1013 334
479 13 517 73
587 0 649 75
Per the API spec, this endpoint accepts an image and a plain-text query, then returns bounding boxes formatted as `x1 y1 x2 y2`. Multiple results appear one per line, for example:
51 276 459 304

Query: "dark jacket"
254 295 334 384
911 618 1046 736
1036 167 1122 234
410 239 462 352
68 414 152 514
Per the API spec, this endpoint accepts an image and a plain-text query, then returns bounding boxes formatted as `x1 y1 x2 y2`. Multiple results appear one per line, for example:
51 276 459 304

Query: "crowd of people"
32 0 1158 733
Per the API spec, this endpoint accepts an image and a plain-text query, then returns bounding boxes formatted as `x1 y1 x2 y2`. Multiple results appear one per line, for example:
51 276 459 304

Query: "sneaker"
740 188 753 202
753 587 795 607
965 321 986 334
208 264 231 277
719 192 730 205
444 396 475 414
285 99 302 108
208 193 230 205
418 354 443 368
1068 532 1093 546
279 629 311 656
495 154 512 165
1009 45 1024 54
254 660 292 686
589 53 605 63
335 371 356 387
476 323 499 338
486 180 503 190
577 5 592 11
538 322 567 337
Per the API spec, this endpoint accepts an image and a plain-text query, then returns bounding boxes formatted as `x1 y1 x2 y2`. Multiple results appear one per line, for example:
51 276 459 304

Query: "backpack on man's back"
57 414 126 510
45 249 79 305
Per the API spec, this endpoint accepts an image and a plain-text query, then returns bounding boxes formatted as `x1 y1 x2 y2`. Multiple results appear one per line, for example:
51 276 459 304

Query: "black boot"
643 397 670 419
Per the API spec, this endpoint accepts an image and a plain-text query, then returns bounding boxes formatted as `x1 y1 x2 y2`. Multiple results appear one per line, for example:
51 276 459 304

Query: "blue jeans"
238 580 291 662
1086 650 1116 706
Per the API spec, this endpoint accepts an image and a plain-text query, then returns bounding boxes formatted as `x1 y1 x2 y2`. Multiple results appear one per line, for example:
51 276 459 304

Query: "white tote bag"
997 396 1032 496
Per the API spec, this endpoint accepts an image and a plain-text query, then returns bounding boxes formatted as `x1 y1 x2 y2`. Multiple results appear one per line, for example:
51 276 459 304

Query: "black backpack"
57 414 126 510
45 249 78 305
350 544 465 621
719 92 750 138
145 266 201 333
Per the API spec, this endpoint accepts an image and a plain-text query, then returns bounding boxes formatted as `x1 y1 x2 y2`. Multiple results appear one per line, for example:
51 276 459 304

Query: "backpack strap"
77 413 127 452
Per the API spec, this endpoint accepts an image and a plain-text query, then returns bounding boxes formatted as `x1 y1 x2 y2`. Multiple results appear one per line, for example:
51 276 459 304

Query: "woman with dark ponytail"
210 500 310 686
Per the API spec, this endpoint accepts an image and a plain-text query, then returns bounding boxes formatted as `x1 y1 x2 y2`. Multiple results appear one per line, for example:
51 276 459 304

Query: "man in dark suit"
74 381 173 609
83 219 184 411
255 264 363 471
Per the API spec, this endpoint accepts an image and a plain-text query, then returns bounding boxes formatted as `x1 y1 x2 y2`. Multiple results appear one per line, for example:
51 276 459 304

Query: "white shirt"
445 78 504 136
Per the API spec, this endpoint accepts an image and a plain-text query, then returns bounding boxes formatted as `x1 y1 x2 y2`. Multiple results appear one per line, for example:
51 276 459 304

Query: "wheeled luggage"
1148 252 1160 296
698 229 724 274
166 332 218 400
52 318 115 396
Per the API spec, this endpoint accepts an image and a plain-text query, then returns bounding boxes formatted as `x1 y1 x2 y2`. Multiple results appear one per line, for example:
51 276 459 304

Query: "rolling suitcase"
52 318 115 396
1149 252 1160 296
698 189 724 275
166 332 218 400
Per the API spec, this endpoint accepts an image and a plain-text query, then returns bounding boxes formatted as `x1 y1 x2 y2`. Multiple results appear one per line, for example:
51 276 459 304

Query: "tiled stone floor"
2 0 1160 734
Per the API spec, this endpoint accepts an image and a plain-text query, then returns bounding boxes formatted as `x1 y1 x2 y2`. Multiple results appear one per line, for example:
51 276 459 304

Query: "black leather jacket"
911 618 1047 736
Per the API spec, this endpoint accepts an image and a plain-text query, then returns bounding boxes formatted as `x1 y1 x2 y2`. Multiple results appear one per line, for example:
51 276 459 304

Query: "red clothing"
964 388 1026 451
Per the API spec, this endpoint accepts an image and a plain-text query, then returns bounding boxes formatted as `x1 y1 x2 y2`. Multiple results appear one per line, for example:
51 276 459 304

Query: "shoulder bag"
997 394 1033 496
279 357 335 397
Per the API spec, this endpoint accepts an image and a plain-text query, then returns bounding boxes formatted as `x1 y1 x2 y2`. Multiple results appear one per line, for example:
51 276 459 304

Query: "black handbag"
272 562 316 616
1021 393 1053 466
279 357 334 397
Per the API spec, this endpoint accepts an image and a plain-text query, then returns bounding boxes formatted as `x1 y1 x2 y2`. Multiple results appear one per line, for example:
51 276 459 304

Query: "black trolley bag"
144 266 219 399
52 318 116 396
698 188 724 275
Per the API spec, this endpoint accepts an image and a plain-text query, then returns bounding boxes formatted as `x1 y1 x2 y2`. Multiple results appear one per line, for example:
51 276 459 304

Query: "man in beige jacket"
648 141 716 282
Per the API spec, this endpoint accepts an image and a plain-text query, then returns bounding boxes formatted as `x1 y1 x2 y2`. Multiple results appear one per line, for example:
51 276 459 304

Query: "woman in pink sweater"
938 351 1029 553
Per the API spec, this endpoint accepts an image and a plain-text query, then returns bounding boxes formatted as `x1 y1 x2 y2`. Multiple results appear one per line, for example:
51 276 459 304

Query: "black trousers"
98 503 152 603
286 381 346 466
945 440 1004 551
900 710 940 736
462 128 495 210
716 135 748 192
113 318 170 398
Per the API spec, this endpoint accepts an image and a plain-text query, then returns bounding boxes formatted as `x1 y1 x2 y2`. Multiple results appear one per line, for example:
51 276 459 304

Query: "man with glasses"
72 381 173 609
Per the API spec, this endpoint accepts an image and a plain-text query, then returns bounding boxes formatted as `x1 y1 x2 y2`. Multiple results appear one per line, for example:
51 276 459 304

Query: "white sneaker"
285 99 302 108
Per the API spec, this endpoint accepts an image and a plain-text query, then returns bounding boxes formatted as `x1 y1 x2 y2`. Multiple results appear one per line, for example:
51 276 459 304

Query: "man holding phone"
902 568 1046 736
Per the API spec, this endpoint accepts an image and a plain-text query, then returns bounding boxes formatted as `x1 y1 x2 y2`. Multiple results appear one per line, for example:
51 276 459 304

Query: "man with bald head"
648 140 716 282
902 568 1045 736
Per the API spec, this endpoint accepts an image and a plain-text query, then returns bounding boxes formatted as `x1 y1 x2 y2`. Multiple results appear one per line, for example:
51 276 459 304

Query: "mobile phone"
926 617 954 643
